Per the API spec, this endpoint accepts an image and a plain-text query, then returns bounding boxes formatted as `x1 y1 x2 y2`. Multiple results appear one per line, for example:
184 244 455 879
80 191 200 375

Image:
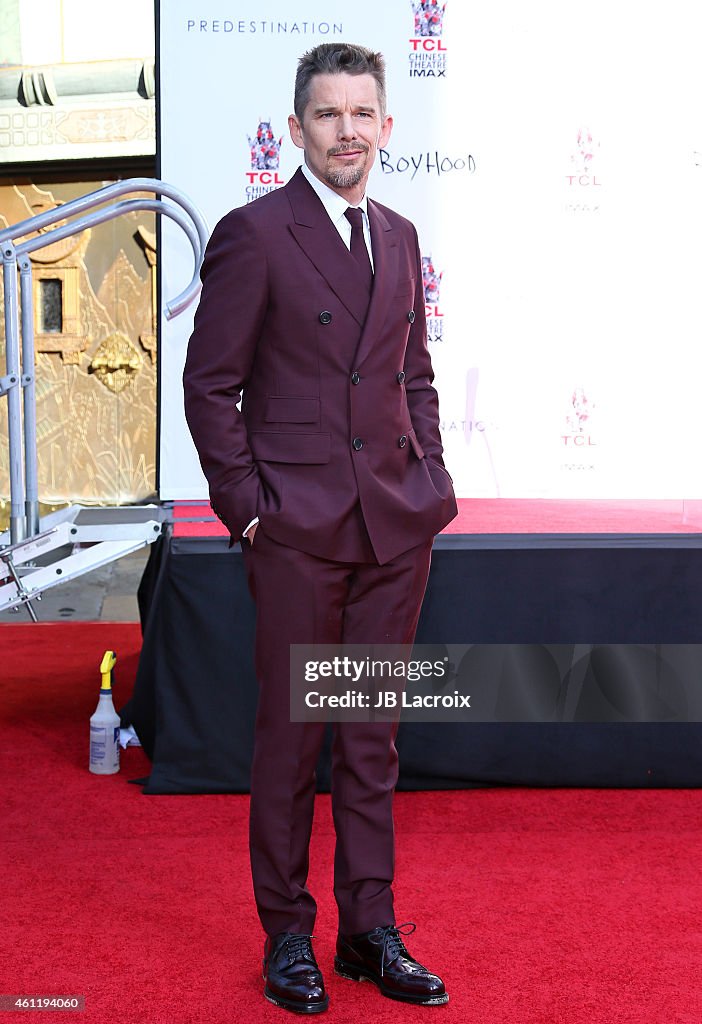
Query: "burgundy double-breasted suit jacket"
183 167 457 565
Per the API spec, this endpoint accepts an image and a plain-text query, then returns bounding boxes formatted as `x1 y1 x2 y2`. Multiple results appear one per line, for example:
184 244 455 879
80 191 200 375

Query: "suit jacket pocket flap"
250 430 330 464
264 396 320 423
394 277 415 299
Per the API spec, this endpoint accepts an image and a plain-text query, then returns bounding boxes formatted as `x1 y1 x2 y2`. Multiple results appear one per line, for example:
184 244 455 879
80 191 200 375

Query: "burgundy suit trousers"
241 526 433 937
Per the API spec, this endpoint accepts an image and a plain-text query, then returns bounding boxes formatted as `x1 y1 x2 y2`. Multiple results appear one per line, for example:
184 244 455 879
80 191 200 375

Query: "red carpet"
1 623 701 1023
172 498 702 538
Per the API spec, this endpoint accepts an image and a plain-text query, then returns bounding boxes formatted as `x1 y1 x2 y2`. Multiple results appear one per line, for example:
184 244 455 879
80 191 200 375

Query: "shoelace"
368 922 418 978
282 933 315 965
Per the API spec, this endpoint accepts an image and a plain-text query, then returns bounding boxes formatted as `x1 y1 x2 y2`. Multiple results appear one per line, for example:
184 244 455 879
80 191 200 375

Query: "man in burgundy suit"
183 43 457 1014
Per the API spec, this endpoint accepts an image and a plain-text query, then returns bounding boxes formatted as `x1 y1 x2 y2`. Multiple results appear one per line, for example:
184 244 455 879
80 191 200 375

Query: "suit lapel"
353 199 399 368
286 169 370 326
284 170 401 348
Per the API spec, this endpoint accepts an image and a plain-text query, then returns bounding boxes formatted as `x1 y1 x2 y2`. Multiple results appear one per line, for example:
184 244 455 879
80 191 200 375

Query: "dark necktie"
344 206 373 294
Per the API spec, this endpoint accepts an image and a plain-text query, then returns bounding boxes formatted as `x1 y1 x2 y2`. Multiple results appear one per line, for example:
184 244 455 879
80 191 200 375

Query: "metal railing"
0 178 207 545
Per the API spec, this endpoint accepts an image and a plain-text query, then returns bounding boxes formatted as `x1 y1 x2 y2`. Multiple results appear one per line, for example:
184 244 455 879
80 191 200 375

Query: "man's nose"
337 113 357 139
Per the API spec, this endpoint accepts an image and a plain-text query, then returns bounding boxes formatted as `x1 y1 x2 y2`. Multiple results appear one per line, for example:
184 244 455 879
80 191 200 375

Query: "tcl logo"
245 172 285 185
566 175 602 186
409 38 447 50
561 435 596 447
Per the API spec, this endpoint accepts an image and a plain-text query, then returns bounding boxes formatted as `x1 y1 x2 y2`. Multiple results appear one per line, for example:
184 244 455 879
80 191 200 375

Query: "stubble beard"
324 148 370 190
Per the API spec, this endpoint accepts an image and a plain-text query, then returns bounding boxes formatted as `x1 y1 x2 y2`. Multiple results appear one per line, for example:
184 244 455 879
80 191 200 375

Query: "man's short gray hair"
294 43 387 122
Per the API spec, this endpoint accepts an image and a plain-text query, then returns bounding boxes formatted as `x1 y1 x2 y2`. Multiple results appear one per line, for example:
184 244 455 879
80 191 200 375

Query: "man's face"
288 72 393 203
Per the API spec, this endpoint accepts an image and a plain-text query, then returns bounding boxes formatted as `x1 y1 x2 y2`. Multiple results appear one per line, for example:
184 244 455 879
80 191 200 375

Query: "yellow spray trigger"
100 650 117 690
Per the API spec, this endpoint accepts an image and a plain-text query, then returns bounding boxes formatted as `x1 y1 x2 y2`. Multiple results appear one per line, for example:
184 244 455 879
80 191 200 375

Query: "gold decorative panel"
33 265 85 361
90 332 142 393
0 179 157 507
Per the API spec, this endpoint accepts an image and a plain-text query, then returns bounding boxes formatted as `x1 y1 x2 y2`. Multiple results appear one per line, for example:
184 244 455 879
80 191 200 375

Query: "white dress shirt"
300 161 374 268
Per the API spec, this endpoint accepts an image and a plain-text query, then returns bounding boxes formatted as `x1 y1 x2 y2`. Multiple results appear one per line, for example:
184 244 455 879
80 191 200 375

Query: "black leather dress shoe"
263 932 329 1014
335 923 448 1006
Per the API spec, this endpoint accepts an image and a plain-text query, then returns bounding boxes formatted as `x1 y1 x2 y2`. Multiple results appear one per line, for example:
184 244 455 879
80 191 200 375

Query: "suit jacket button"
396 371 406 384
352 437 364 451
407 310 415 323
319 310 333 324
398 434 408 448
351 371 361 385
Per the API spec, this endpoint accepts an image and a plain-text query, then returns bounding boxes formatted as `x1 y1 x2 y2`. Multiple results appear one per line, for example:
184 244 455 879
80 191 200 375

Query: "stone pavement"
0 547 149 624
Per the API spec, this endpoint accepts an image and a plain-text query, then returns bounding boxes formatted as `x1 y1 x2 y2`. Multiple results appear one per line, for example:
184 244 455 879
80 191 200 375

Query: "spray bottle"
89 650 120 775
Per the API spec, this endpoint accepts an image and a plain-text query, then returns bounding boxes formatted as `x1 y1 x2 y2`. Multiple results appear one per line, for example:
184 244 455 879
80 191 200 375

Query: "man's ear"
288 113 305 151
378 114 393 150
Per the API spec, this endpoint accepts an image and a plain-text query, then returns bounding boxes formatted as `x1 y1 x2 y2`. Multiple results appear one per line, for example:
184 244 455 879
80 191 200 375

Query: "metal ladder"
0 178 207 619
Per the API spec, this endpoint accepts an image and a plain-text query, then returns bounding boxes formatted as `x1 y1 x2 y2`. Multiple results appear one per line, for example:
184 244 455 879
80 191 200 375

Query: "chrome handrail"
1 178 207 544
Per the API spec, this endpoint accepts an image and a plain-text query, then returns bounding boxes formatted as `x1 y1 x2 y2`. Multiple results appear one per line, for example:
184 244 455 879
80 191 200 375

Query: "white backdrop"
159 0 702 502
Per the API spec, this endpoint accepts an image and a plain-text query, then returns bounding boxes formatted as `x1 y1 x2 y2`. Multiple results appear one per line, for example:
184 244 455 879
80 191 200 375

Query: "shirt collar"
300 161 369 225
